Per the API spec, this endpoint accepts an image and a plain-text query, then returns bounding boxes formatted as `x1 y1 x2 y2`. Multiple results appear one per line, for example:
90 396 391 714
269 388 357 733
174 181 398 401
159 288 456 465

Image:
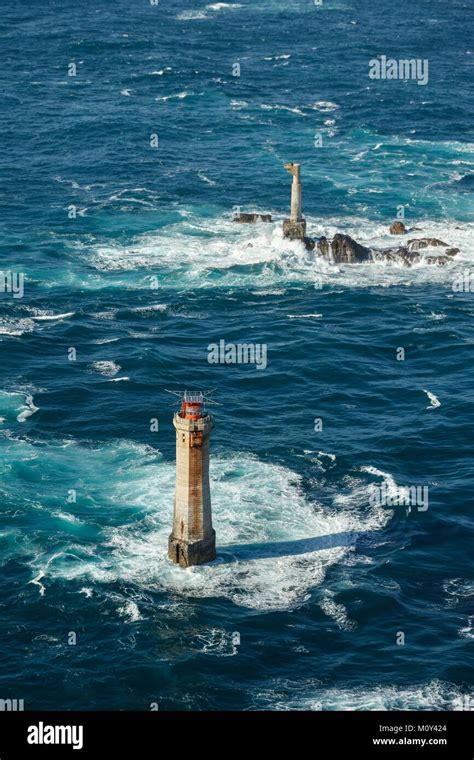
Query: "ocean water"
0 0 473 711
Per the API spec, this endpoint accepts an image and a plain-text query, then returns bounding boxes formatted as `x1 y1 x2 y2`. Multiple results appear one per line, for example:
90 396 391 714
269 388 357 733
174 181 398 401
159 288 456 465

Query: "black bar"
0 710 472 757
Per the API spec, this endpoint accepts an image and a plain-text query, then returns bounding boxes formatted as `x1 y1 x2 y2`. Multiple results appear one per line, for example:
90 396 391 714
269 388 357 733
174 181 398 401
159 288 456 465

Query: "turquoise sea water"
0 0 473 710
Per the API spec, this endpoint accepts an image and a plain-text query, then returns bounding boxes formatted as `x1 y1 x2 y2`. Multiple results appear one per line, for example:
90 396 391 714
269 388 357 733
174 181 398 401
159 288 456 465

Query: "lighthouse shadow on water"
217 530 369 565
166 391 377 568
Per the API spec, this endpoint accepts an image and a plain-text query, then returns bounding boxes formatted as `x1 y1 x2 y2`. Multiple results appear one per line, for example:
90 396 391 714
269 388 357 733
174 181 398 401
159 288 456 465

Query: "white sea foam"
129 303 168 313
53 176 95 191
250 289 286 296
16 394 39 423
192 628 239 656
206 2 242 10
0 390 39 424
458 617 474 639
107 188 158 207
29 310 75 321
230 99 248 109
352 150 368 162
53 511 83 524
77 213 474 290
442 578 474 605
0 318 35 337
426 312 447 321
197 171 216 186
155 91 190 102
176 10 208 20
30 552 65 597
310 101 339 112
424 390 441 409
251 679 463 711
90 361 121 377
317 452 336 464
299 450 336 472
117 600 142 623
22 441 394 611
91 310 117 320
260 103 306 116
319 589 356 630
287 313 322 319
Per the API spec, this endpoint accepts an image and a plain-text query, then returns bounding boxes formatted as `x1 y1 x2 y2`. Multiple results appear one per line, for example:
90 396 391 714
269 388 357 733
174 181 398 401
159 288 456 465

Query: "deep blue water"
0 0 473 710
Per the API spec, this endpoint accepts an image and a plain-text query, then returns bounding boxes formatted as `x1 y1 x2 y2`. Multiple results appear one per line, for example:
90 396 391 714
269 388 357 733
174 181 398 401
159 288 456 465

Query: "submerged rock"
425 255 450 266
233 212 272 223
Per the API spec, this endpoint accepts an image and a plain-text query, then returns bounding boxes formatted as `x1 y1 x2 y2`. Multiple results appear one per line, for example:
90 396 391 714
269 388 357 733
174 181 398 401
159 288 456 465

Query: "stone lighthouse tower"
283 162 306 241
168 391 216 567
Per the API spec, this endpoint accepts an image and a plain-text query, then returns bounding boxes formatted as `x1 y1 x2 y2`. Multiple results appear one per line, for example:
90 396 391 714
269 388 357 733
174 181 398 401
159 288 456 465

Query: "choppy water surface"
0 0 473 709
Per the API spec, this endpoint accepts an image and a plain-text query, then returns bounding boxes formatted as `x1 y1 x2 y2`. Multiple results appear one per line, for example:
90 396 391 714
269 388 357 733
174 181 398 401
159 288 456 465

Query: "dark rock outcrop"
390 221 407 234
327 233 372 264
233 212 272 223
309 233 459 267
407 237 449 251
371 246 418 266
316 236 330 257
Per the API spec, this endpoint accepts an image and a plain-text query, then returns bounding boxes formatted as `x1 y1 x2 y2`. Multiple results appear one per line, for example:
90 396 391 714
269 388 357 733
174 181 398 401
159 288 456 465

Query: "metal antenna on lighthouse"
164 389 222 409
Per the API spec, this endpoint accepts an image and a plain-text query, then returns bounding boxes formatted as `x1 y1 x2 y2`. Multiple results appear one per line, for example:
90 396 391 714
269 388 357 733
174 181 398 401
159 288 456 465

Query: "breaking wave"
0 390 39 425
71 213 474 291
250 679 464 711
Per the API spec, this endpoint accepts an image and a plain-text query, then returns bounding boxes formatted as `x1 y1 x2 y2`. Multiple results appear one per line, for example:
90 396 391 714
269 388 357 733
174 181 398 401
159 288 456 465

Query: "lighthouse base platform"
168 530 216 568
283 218 306 240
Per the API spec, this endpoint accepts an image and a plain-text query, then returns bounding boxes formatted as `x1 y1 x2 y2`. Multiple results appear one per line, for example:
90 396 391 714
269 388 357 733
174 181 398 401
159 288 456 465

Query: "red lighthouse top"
179 391 205 421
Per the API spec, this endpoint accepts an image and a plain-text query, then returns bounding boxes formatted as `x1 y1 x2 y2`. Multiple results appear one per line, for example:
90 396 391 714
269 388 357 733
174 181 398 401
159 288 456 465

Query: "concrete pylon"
283 162 306 240
168 392 216 567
